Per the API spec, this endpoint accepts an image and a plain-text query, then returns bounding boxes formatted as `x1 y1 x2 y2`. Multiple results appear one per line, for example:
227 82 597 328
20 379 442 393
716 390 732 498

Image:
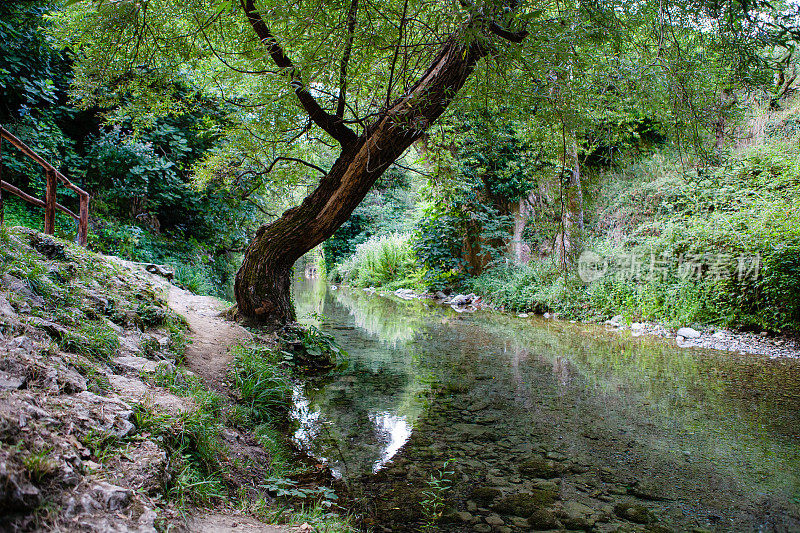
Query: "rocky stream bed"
294 281 800 533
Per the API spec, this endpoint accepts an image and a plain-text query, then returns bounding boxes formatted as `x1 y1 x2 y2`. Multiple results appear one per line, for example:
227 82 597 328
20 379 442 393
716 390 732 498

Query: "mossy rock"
471 486 502 503
528 507 559 529
492 492 553 517
518 456 564 479
25 231 68 261
614 502 656 524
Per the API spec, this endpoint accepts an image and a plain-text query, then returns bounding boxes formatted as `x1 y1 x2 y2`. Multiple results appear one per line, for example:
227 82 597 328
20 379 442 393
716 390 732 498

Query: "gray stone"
88 481 132 511
614 502 655 524
0 370 25 390
677 327 701 339
394 288 416 300
56 367 88 393
0 459 41 511
455 511 473 522
145 264 174 281
27 316 70 341
0 295 15 318
559 501 596 530
450 294 472 306
3 275 44 311
485 513 504 526
114 356 164 374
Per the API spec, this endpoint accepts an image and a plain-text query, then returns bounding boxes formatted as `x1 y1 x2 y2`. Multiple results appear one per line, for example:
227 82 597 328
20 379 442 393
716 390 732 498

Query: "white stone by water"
677 327 701 338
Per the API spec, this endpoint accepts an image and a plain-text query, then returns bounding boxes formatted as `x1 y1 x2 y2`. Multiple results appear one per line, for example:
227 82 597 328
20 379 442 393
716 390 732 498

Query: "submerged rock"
614 502 656 524
492 492 554 517
528 507 559 529
471 486 502 503
559 501 597 530
518 456 564 479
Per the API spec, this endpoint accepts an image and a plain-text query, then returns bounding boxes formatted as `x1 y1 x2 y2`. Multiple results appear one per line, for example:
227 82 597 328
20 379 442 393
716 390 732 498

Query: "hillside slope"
0 226 310 532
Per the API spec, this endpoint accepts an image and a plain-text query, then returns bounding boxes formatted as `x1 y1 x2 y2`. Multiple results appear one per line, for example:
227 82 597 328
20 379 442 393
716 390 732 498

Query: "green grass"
22 448 57 483
80 429 123 464
60 321 120 361
229 344 293 426
132 392 226 507
67 356 111 394
331 233 420 288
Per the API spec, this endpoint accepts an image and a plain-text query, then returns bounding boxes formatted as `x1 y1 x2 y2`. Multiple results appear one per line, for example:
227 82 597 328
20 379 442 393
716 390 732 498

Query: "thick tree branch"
241 0 357 146
264 156 327 176
337 0 359 119
489 22 529 42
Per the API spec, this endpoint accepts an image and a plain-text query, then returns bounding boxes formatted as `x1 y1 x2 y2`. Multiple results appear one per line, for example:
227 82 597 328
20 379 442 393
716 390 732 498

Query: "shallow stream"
292 279 800 532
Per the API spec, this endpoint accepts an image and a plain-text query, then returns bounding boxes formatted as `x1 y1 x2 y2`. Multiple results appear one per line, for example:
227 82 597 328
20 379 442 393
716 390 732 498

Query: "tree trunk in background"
714 88 737 150
511 192 536 264
559 139 584 270
235 35 488 326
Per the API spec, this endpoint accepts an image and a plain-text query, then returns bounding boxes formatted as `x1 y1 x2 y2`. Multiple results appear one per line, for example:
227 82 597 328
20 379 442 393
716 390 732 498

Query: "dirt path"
166 286 304 533
187 513 308 533
167 286 251 389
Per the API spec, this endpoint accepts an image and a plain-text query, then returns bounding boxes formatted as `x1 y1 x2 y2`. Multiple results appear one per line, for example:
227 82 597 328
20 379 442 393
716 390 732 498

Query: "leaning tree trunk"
235 35 488 326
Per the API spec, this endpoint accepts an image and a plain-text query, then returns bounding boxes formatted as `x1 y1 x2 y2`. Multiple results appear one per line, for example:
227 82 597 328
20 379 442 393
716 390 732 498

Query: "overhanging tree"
54 0 794 326
234 1 531 325
57 0 531 326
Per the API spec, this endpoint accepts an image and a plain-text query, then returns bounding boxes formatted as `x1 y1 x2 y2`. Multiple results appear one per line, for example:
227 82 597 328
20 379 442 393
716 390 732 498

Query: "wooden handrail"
0 125 90 246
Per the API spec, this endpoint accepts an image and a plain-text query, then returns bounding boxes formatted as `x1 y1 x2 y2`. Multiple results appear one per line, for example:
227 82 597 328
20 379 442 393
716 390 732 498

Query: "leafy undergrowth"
330 232 424 290
472 122 800 333
4 196 238 299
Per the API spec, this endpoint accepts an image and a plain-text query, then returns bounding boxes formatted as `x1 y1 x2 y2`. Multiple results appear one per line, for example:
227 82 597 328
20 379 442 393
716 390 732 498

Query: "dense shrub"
331 233 420 288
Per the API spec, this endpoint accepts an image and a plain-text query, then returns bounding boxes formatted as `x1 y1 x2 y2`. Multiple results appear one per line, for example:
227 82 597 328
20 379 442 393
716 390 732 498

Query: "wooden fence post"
78 194 89 246
44 169 56 235
0 136 4 227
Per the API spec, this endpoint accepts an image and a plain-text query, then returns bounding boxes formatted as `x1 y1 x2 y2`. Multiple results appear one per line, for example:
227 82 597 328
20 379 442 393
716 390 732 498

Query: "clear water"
292 278 800 532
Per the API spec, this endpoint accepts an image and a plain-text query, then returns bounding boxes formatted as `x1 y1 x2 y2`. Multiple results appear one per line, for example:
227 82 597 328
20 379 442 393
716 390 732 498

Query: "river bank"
0 227 351 532
351 285 800 360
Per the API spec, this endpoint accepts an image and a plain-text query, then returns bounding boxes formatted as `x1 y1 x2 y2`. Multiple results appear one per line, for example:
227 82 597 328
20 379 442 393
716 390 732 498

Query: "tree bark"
235 30 490 326
558 139 584 270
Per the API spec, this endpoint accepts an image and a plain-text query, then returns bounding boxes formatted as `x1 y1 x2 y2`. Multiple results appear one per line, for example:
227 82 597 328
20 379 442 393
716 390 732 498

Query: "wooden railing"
0 125 90 246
